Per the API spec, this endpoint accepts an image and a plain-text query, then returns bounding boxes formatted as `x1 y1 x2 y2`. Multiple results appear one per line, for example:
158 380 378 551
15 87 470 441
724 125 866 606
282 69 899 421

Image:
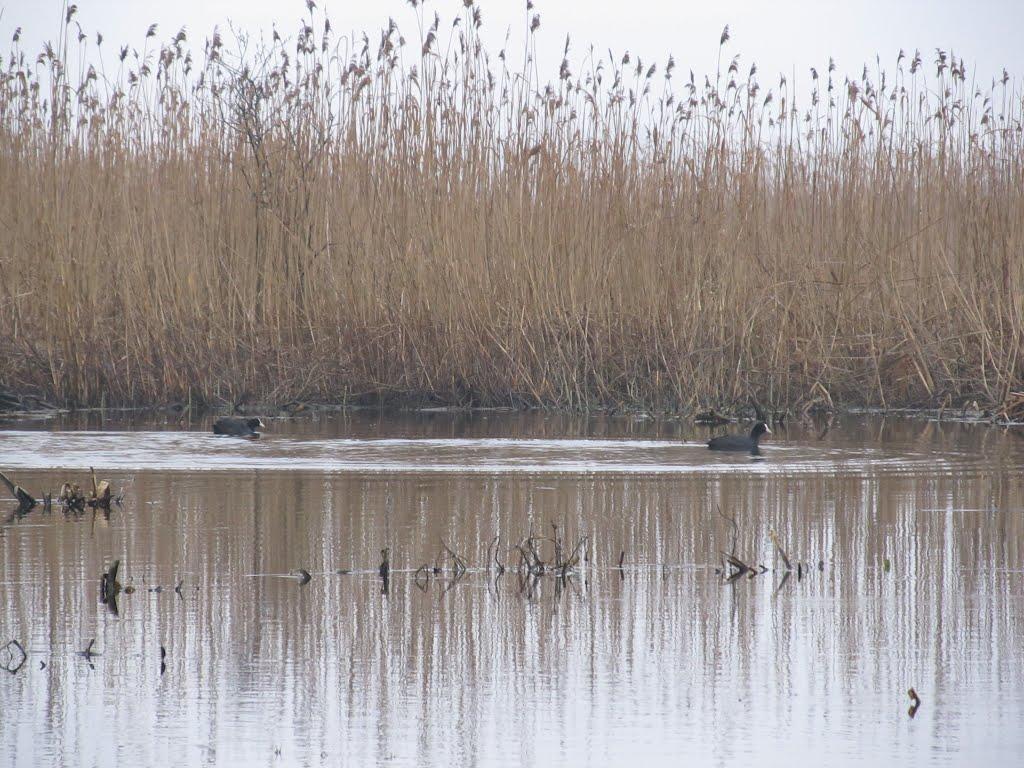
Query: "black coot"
707 421 771 453
212 417 265 438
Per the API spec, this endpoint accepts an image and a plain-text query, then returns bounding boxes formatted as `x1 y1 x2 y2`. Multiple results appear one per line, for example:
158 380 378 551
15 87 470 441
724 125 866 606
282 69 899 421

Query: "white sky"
2 0 1022 91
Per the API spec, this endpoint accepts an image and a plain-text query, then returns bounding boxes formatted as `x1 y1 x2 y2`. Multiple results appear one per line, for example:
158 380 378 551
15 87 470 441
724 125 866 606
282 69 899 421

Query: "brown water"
0 411 1022 766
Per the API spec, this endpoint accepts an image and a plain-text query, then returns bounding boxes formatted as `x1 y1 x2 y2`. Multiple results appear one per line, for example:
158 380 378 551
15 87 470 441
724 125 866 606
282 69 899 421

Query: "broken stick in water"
78 639 99 660
908 687 921 718
0 471 37 513
769 528 793 571
413 563 430 591
715 504 739 557
488 535 505 575
440 540 467 577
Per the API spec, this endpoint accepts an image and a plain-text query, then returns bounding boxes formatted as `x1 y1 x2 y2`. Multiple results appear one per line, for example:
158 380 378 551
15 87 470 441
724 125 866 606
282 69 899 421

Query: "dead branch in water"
78 639 99 661
908 688 922 718
515 536 548 576
715 504 739 556
488 535 505 575
560 535 588 575
0 471 36 512
769 528 793 571
547 524 588 577
721 552 752 581
413 563 430 591
440 540 467 577
711 504 769 581
0 639 26 674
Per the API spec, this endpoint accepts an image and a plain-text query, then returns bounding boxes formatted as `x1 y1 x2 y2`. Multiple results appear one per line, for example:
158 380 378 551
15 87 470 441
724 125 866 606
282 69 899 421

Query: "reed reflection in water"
0 413 1021 766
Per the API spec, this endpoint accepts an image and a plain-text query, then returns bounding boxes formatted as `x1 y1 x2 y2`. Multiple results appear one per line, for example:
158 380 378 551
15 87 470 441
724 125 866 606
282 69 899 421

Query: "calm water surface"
0 411 1022 766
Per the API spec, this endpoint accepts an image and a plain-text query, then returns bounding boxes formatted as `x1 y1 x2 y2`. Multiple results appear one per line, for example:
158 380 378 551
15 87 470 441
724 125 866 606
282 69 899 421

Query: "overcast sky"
3 1 1022 91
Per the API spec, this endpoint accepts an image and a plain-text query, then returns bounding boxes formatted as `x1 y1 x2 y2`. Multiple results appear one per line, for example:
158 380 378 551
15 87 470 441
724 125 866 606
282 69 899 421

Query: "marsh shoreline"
0 384 1015 428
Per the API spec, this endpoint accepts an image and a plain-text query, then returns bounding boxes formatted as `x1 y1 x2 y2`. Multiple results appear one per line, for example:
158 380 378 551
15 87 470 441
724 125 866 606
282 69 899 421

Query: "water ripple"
0 429 991 476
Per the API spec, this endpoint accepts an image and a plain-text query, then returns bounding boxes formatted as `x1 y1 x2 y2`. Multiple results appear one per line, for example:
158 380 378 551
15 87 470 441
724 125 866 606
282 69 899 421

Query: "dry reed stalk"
0 9 1022 410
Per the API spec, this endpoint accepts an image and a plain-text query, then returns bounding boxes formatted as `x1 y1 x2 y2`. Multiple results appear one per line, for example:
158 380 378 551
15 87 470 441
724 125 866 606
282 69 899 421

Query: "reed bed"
1 3 1023 411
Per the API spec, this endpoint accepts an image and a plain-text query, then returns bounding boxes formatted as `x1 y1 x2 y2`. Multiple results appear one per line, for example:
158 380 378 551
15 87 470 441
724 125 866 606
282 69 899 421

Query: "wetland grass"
1 4 1023 411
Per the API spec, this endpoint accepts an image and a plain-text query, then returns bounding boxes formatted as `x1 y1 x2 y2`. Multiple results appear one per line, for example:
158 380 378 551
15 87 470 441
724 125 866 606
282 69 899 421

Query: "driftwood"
0 471 36 512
